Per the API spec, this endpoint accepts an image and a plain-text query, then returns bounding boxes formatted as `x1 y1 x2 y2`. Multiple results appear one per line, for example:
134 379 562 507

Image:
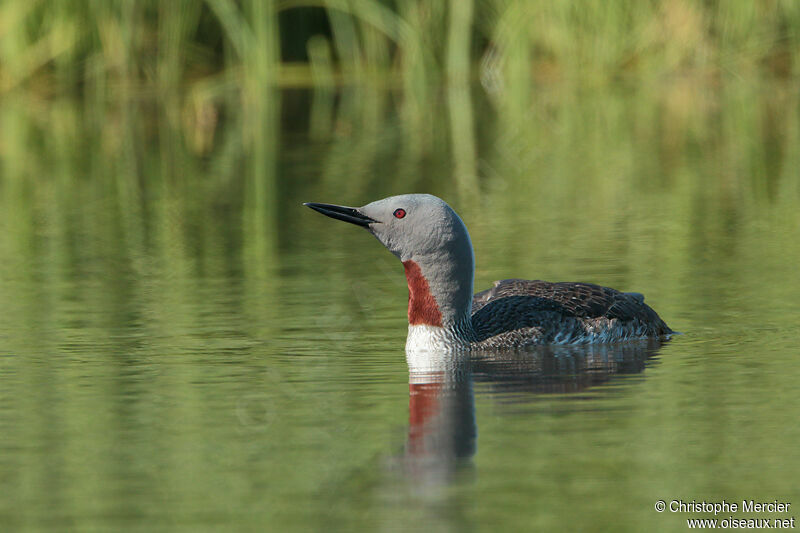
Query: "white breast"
405 325 471 369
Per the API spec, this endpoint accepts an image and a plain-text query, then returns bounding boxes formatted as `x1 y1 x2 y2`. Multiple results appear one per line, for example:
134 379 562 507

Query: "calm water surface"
1 84 799 531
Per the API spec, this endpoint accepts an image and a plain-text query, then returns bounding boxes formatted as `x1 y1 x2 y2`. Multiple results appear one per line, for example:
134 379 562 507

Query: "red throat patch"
402 260 443 326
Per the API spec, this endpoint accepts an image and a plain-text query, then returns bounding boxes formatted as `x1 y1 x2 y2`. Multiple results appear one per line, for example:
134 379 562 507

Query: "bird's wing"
470 279 670 340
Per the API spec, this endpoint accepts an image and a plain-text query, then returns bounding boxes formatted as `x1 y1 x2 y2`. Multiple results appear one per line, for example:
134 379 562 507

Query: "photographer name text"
665 500 791 515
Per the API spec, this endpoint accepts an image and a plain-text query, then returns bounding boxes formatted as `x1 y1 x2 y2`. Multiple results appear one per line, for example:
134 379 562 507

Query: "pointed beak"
303 202 379 228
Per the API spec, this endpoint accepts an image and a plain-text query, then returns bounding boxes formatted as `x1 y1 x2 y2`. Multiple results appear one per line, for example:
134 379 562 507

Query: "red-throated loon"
304 194 672 351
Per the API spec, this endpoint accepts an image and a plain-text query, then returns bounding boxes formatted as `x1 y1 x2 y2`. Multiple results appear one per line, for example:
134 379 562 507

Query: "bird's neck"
402 255 474 341
403 260 445 327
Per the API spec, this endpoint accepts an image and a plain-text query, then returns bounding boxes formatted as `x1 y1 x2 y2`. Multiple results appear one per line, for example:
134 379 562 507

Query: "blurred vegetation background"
2 0 799 158
2 0 798 158
2 0 799 94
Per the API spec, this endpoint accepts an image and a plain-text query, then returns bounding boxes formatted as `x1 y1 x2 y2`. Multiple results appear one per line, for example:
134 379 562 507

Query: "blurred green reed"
2 0 798 177
1 0 799 238
1 0 799 96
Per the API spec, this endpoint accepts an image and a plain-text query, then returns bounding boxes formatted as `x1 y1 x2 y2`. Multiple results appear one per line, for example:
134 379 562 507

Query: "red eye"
393 208 406 219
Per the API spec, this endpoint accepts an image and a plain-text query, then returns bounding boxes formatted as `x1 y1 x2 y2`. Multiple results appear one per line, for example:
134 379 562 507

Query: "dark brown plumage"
470 279 672 347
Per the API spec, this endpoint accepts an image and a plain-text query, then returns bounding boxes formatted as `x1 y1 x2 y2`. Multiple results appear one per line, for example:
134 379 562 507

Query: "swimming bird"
304 194 672 351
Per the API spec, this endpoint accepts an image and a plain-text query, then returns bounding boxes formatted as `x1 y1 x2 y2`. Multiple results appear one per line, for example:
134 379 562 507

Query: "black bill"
303 202 378 228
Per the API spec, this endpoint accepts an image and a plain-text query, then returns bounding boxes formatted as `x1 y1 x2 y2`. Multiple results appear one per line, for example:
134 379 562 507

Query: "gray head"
304 194 475 326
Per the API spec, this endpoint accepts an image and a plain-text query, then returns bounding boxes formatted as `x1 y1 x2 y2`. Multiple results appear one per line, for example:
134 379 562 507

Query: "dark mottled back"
470 279 672 345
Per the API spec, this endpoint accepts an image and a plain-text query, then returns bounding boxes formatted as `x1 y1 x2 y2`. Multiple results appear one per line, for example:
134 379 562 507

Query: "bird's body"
470 279 670 348
305 194 672 351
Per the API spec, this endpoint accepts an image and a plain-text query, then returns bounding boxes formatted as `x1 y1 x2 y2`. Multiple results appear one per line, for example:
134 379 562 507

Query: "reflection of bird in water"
305 194 672 352
400 339 666 485
403 358 476 487
470 338 666 396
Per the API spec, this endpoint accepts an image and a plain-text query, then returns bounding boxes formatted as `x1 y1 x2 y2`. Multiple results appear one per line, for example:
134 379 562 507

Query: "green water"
1 82 799 532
